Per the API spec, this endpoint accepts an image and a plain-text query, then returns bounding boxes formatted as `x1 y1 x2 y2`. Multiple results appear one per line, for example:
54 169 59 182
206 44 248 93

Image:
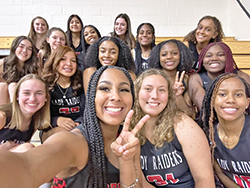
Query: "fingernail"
118 146 123 153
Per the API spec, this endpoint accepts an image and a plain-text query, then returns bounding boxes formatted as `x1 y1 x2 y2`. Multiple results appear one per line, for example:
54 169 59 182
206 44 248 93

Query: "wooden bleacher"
1 36 250 74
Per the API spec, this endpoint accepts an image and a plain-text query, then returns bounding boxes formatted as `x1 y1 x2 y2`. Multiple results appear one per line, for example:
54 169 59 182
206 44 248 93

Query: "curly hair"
200 73 250 157
40 27 67 61
112 13 136 49
84 36 135 72
134 23 156 75
80 65 134 187
28 16 49 47
0 74 51 130
148 39 194 73
183 15 224 44
2 36 38 83
66 14 84 48
197 42 239 73
131 68 183 148
42 46 83 95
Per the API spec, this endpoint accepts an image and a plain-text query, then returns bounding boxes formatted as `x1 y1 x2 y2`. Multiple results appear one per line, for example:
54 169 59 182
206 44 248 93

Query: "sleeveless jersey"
51 124 120 188
0 117 34 144
188 41 199 70
50 85 85 127
214 115 250 188
135 55 149 76
140 133 194 187
198 72 212 91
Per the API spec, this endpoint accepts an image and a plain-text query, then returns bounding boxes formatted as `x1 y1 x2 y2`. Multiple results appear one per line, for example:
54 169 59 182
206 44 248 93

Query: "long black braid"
81 65 135 187
200 73 250 159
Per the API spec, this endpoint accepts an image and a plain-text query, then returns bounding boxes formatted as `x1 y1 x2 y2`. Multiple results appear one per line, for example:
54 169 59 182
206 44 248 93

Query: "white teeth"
148 102 158 106
27 104 37 106
223 108 236 112
106 107 122 112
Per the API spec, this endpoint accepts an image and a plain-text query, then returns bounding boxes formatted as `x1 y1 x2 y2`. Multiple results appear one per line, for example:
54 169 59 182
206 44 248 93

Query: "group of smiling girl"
0 12 249 188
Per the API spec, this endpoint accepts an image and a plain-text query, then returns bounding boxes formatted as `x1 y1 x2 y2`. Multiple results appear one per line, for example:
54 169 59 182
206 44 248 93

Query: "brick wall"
0 0 249 40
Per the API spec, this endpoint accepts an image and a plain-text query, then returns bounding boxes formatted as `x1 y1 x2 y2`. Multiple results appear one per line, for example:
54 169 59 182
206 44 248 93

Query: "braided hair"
84 36 135 72
197 42 240 73
148 39 194 73
200 73 250 158
81 65 134 187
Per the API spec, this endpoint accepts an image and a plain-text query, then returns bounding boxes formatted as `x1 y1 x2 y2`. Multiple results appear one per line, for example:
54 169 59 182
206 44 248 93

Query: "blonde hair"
131 69 183 148
0 74 51 130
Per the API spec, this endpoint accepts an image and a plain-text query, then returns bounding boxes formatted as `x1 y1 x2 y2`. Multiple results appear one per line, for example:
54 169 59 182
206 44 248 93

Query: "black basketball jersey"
140 133 194 187
214 115 250 188
50 85 85 127
0 117 34 144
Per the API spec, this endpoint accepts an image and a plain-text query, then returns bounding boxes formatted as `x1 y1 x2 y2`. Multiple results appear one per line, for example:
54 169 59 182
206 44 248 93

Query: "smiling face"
115 18 127 37
214 77 250 123
84 26 99 45
46 30 66 51
69 17 82 33
95 68 133 127
33 18 48 35
196 18 218 44
139 75 169 118
15 39 33 63
99 40 119 66
56 51 77 79
160 42 180 72
137 24 154 47
203 45 226 74
17 79 47 119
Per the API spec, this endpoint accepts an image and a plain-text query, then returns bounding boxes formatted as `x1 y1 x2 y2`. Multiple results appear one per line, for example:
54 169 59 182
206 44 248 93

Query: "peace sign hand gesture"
111 110 150 161
173 71 186 97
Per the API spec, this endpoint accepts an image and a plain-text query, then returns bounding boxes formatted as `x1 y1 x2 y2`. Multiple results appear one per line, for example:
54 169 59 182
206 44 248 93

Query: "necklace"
57 84 69 99
217 123 243 147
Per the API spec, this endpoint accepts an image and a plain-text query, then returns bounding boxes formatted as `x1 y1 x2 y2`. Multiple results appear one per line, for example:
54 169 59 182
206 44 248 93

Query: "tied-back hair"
40 27 67 61
42 46 83 95
28 16 49 47
0 74 51 130
2 36 38 83
131 68 183 148
112 13 136 49
183 15 224 44
135 23 156 75
84 36 135 72
66 14 84 48
200 73 250 158
81 65 134 187
148 39 194 73
82 25 101 54
197 42 240 73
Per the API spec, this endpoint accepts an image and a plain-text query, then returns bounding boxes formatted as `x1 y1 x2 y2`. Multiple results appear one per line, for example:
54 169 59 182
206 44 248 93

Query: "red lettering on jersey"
165 173 179 184
147 173 179 186
59 107 70 114
71 106 80 113
107 183 120 188
233 174 249 187
147 175 168 186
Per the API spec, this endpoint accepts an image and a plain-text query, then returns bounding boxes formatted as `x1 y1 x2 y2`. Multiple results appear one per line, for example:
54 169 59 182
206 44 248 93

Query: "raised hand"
111 110 150 161
173 71 186 97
